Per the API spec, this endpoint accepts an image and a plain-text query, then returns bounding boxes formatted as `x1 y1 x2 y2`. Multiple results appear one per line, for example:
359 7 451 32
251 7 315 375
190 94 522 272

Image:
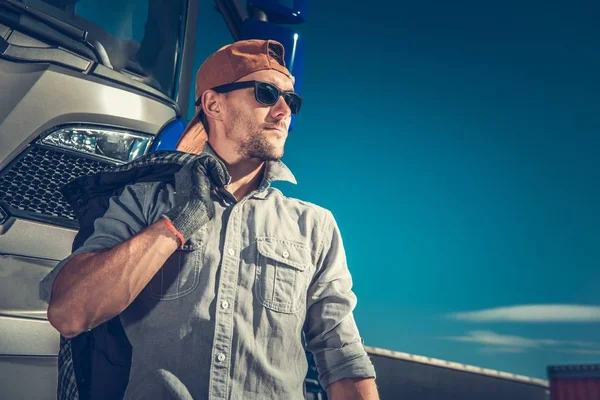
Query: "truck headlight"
40 126 153 163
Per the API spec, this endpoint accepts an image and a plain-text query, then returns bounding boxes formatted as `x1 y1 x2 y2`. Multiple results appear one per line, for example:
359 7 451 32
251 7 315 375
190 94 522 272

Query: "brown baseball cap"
175 39 293 154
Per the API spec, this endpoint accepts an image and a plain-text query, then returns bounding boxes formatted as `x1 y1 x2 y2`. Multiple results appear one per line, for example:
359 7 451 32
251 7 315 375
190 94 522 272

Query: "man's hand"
327 378 379 400
162 153 229 244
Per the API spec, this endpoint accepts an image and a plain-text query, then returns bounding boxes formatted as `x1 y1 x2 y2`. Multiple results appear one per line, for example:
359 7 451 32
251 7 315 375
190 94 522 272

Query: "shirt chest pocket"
147 240 202 301
255 237 312 314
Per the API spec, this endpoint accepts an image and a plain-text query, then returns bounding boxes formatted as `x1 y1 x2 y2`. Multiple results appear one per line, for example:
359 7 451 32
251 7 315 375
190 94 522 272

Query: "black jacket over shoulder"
58 151 200 400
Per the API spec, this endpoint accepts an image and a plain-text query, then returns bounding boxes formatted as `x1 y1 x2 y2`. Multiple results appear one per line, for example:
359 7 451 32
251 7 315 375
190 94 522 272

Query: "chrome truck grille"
0 145 112 226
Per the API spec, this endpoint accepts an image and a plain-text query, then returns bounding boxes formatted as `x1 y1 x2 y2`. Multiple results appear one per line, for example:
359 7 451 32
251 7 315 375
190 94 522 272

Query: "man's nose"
271 96 292 119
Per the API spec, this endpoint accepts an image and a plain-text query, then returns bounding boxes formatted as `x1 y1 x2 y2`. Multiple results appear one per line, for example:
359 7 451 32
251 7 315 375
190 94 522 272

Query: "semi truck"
0 0 306 398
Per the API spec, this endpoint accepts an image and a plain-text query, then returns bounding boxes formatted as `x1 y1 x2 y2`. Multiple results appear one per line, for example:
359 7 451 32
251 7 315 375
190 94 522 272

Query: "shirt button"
282 251 290 258
233 207 239 213
221 301 229 310
217 353 226 362
228 248 235 256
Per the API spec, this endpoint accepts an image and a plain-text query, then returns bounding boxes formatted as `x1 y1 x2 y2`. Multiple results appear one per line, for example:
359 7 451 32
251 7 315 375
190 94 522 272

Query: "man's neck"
208 138 265 201
225 159 265 201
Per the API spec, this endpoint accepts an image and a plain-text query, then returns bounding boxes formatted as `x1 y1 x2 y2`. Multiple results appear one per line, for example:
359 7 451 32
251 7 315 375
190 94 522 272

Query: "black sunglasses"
196 80 303 115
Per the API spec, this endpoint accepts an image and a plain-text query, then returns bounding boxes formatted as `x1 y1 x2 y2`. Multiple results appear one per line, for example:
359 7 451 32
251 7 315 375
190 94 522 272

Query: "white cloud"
444 330 543 348
446 305 600 323
442 330 600 356
478 347 526 354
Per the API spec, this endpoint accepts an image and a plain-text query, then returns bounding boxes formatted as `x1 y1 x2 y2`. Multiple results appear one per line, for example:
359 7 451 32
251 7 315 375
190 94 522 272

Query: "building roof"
364 345 549 387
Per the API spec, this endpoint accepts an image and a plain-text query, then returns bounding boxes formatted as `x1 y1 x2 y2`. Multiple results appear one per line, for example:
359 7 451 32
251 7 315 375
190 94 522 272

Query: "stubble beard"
227 108 285 162
241 131 284 161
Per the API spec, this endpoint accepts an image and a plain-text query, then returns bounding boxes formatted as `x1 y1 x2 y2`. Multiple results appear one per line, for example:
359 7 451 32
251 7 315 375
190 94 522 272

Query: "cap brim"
175 110 208 154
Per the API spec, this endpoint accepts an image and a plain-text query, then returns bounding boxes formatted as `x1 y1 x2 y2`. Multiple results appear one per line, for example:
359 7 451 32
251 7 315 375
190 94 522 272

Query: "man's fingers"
197 156 229 187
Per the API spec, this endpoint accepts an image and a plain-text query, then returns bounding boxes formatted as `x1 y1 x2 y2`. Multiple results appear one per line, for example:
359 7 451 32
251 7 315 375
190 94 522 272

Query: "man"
41 39 378 399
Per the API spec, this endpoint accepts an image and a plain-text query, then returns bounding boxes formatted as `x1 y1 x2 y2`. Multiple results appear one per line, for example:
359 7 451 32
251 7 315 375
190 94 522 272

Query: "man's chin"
259 150 283 162
246 146 283 162
265 138 286 160
243 134 285 161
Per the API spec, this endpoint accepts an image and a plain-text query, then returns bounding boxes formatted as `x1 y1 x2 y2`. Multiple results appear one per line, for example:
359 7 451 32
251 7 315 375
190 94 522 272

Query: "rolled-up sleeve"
304 211 376 390
39 182 166 304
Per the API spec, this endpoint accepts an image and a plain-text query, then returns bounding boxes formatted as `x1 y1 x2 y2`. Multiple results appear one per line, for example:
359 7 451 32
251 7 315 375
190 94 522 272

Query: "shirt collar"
259 159 297 188
202 142 297 191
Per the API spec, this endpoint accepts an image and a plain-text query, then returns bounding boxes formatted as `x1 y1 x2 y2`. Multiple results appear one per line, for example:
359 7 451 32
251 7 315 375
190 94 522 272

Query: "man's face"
220 70 294 161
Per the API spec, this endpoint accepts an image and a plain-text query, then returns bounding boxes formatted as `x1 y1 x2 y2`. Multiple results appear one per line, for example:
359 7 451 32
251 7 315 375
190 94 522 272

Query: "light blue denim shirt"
40 146 376 399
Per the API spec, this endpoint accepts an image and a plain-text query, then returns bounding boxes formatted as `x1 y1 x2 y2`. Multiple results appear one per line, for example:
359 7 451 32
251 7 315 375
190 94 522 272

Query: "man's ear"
202 90 223 121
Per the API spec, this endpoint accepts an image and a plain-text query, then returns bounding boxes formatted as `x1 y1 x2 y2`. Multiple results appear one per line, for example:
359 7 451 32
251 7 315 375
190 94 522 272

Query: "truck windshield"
19 0 187 98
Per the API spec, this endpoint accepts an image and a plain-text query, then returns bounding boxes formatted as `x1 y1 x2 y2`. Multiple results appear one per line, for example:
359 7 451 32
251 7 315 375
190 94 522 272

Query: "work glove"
161 153 229 245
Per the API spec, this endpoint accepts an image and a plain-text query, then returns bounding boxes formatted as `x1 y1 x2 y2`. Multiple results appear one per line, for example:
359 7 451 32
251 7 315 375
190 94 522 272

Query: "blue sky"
190 1 600 380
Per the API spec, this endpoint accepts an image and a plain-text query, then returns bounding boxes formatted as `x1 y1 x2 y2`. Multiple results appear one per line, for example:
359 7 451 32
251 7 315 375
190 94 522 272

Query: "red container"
548 364 600 400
